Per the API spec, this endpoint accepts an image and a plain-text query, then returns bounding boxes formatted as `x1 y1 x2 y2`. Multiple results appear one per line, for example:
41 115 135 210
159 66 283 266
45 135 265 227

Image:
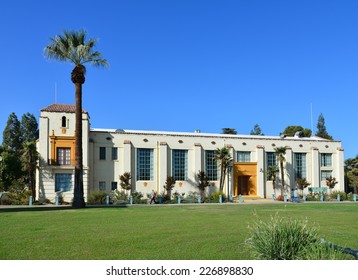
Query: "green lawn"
0 203 357 260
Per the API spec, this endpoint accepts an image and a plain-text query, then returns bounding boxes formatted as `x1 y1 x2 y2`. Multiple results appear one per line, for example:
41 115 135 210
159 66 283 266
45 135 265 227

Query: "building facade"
36 104 345 202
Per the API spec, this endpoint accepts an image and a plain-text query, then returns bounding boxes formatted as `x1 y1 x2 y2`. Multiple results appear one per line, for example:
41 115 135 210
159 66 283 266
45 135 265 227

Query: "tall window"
99 147 106 160
172 149 188 181
137 148 154 180
266 152 276 168
57 148 71 165
321 153 332 167
112 147 118 160
237 151 251 162
55 173 72 192
294 153 307 179
61 116 67 128
205 150 217 181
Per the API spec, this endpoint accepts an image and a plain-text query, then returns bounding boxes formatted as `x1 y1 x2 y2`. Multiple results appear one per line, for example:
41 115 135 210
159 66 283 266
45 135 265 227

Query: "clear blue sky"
0 0 357 159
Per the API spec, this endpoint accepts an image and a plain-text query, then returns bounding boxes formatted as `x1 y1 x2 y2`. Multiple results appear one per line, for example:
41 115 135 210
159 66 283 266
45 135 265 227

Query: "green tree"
214 147 232 191
44 29 109 208
274 146 287 195
250 124 264 135
0 149 23 191
21 113 38 143
196 170 210 201
21 141 39 199
315 113 333 140
2 112 22 155
282 126 312 137
345 156 358 194
221 128 237 135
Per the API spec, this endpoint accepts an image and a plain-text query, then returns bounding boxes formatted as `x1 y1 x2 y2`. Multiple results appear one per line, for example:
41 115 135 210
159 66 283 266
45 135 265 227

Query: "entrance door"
238 176 250 195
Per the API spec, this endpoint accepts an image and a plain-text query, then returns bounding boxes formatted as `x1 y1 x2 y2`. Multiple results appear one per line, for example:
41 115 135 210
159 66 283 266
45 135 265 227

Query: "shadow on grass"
0 204 129 213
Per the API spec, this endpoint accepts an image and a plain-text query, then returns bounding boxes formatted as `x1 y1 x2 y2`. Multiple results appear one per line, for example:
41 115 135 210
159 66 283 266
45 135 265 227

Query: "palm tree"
197 170 210 202
214 147 232 191
44 30 109 208
267 164 278 196
274 146 287 195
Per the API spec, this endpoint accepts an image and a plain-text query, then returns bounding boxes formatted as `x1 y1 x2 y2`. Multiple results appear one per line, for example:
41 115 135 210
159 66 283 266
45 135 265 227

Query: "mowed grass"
0 203 357 260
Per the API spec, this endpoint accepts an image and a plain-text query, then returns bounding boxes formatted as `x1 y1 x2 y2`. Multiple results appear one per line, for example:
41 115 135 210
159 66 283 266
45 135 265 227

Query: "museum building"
35 104 345 202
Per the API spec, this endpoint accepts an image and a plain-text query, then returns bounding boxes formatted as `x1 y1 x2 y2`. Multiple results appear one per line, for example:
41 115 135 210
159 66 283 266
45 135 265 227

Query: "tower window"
61 116 67 128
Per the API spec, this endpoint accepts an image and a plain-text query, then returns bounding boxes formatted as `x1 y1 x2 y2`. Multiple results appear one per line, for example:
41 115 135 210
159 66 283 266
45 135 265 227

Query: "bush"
246 212 351 260
329 191 347 201
87 190 108 204
110 190 129 204
5 180 32 205
131 191 145 204
246 212 320 260
210 191 226 202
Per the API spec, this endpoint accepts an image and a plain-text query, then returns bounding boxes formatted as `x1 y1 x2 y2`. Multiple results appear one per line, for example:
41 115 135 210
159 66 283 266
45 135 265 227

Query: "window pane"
55 173 72 192
206 150 217 181
57 148 71 165
99 181 106 191
294 153 307 179
111 182 118 190
266 152 276 168
112 147 118 160
137 148 154 180
237 151 251 162
172 150 188 181
100 147 106 160
321 170 332 180
321 154 332 167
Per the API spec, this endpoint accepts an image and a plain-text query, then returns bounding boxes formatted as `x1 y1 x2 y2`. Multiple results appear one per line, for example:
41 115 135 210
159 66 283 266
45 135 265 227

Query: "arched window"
61 116 66 128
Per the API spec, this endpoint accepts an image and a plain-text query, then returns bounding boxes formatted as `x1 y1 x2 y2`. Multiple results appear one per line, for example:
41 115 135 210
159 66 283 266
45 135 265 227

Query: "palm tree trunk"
280 162 284 196
73 82 85 208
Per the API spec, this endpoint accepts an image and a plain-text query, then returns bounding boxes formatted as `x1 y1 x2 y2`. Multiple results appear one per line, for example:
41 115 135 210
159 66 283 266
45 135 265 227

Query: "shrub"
347 192 356 201
111 190 129 204
131 191 145 204
329 191 347 201
246 212 320 260
87 190 108 204
276 194 284 201
210 191 226 202
6 180 32 205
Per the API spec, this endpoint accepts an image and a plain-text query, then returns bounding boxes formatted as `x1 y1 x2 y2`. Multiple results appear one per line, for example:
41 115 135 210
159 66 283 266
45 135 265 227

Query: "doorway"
233 162 257 197
237 175 250 195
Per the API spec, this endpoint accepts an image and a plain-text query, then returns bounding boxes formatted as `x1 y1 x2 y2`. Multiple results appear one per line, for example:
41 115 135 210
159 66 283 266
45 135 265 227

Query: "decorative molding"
256 145 265 149
123 140 131 144
337 147 344 151
160 142 167 146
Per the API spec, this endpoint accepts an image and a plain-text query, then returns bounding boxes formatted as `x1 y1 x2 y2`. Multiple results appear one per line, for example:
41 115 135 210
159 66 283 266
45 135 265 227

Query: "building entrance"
233 162 257 197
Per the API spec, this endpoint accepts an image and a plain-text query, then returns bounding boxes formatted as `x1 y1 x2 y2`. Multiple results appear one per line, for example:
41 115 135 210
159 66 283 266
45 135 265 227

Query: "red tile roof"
41 104 87 113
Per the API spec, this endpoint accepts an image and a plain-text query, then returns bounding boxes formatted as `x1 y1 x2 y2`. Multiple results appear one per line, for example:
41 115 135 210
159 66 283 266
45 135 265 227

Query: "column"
285 147 293 189
159 142 168 193
336 148 345 192
256 145 265 198
311 147 320 188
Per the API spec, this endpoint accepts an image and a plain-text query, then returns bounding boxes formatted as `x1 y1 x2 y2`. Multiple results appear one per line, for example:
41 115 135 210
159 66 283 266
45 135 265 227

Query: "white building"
36 104 345 202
